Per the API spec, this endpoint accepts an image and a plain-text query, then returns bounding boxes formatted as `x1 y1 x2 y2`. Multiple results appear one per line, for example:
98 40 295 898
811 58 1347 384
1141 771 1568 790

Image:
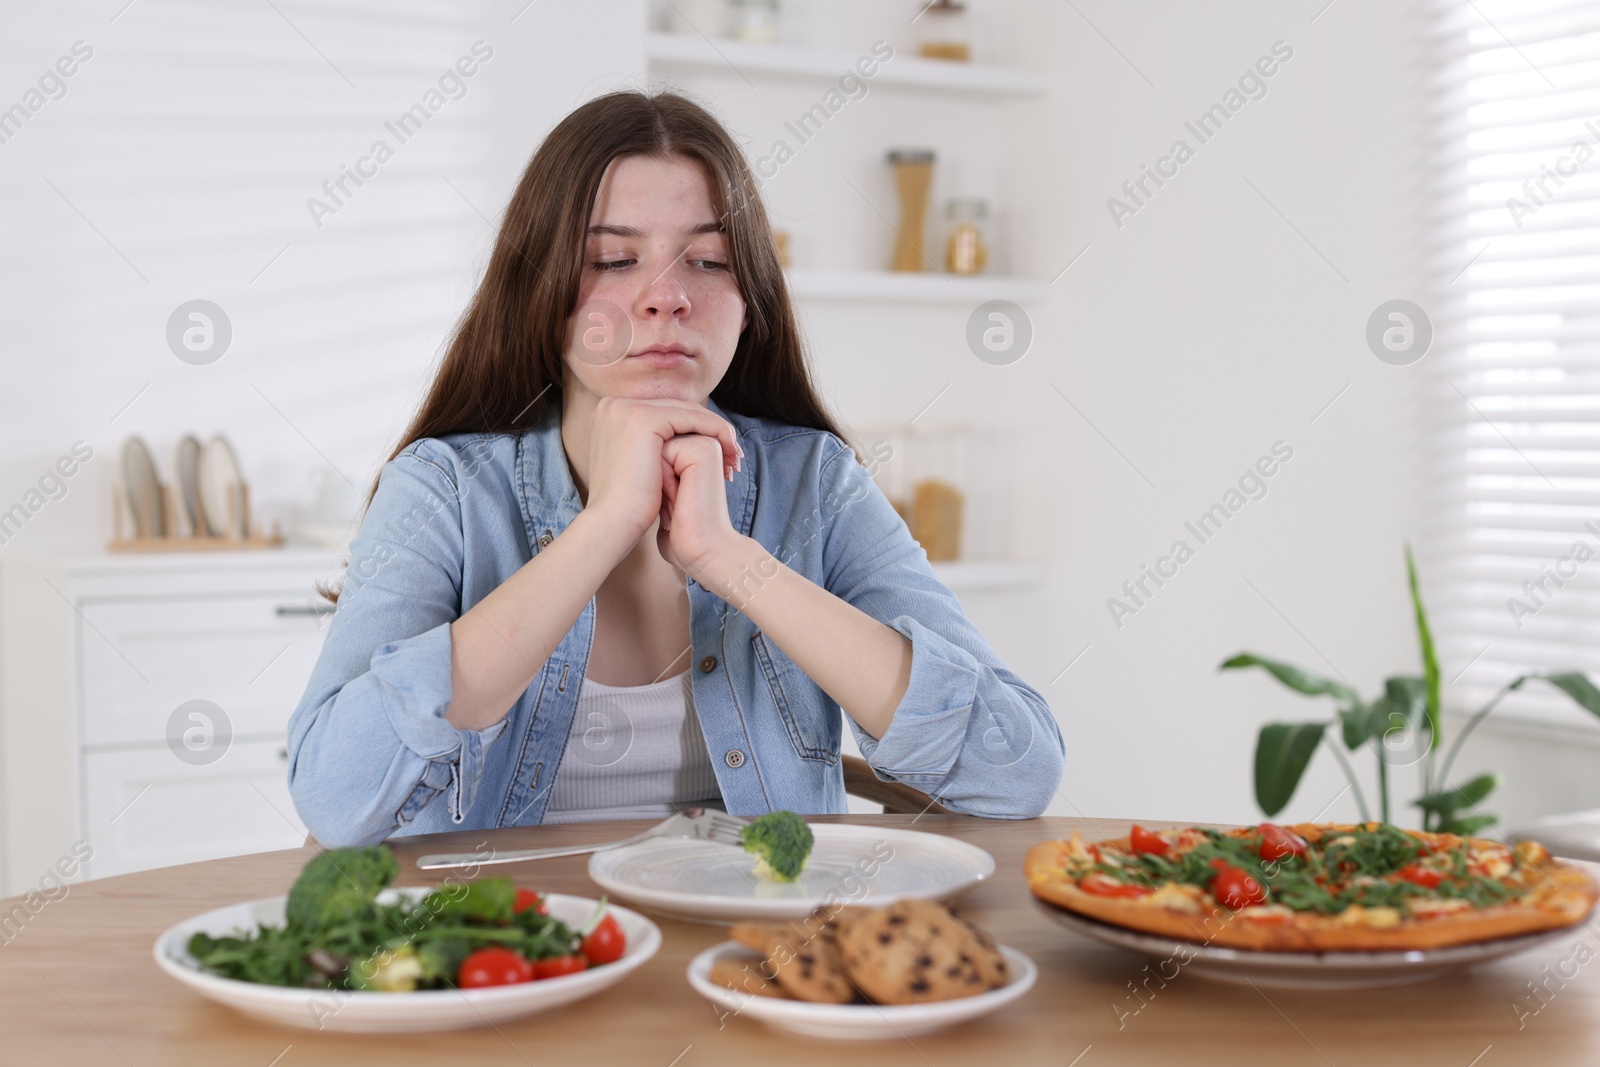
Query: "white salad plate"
1034 897 1576 990
686 941 1036 1040
587 824 995 923
154 889 661 1032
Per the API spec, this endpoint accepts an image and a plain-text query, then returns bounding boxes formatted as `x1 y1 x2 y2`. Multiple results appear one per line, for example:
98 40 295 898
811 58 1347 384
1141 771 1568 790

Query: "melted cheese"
1142 882 1205 914
1407 898 1473 918
1335 905 1402 928
1470 847 1513 879
1062 834 1097 865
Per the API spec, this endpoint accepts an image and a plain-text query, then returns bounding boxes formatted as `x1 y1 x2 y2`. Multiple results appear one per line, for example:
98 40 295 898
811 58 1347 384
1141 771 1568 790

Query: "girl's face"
563 154 747 407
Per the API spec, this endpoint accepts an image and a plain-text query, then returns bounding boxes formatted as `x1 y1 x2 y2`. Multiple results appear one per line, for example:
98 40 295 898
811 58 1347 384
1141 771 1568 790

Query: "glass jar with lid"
916 0 971 62
943 197 990 274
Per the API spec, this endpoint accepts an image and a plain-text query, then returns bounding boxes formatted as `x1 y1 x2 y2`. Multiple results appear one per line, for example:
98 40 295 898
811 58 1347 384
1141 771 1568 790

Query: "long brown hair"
376 88 846 502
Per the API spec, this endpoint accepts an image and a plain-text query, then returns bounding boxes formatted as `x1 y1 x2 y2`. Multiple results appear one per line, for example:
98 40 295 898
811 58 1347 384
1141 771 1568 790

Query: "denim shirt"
286 397 1064 848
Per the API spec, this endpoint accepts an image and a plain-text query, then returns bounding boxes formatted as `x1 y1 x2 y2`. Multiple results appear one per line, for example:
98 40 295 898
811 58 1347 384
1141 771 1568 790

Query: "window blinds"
1421 0 1600 728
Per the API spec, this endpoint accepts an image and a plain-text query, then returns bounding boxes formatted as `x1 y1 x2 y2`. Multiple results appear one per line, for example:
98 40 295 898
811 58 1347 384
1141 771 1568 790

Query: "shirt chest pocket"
750 632 839 765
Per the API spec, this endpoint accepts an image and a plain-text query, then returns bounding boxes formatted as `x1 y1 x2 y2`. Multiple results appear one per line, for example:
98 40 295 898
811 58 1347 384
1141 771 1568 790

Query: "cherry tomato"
1257 823 1308 862
1397 864 1445 889
580 913 627 966
459 947 534 988
513 888 549 916
1129 825 1169 857
1080 873 1152 899
1209 861 1268 909
532 954 588 980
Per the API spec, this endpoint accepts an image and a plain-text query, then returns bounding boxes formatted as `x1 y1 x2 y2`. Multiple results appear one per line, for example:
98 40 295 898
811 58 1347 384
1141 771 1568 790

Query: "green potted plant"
1221 547 1600 832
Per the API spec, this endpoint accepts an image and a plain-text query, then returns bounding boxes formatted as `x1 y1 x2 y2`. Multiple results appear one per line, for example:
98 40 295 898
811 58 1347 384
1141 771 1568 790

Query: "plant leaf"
1222 654 1360 705
1405 546 1442 764
1378 676 1431 747
1254 722 1328 817
1440 813 1499 836
1413 772 1501 817
1338 702 1379 749
1535 673 1600 717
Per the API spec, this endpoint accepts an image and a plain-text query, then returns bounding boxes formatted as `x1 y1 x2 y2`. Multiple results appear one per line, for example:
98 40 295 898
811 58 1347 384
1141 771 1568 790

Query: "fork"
414 808 749 870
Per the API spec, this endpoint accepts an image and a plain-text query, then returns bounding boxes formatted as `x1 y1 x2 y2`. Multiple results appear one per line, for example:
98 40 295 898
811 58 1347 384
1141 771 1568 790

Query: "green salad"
187 845 627 991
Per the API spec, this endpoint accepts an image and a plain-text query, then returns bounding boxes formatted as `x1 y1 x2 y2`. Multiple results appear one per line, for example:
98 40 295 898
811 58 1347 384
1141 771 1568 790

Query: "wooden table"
3 815 1598 1065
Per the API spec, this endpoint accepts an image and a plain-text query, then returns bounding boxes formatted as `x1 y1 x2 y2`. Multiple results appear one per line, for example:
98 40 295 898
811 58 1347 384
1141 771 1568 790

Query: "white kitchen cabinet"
81 740 306 880
0 549 345 895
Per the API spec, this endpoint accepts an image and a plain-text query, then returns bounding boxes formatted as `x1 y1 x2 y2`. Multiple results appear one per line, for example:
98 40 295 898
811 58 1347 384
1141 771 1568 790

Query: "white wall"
1 0 1584 833
0 0 648 549
998 1 1436 826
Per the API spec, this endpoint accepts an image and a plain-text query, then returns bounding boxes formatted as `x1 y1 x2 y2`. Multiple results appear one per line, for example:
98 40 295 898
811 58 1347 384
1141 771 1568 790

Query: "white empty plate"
588 824 995 923
154 889 661 1032
686 941 1036 1039
198 434 245 538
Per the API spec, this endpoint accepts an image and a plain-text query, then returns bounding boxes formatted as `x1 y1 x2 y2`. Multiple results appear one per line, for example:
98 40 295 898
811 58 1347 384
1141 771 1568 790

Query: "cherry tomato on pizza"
1209 859 1268 909
1128 825 1170 857
1257 823 1308 861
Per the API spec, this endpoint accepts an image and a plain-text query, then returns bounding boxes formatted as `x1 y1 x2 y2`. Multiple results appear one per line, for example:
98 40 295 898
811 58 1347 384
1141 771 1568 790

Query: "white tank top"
542 669 723 824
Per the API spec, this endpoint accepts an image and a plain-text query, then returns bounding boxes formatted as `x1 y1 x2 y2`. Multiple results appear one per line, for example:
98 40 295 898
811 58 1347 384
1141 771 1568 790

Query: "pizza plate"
1033 897 1578 990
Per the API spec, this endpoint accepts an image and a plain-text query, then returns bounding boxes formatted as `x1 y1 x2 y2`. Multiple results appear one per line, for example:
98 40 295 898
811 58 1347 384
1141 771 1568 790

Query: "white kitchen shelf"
786 268 1047 303
645 32 1046 97
931 561 1045 592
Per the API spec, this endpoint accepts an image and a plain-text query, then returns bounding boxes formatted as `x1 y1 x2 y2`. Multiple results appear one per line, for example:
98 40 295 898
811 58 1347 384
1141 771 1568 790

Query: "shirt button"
699 655 718 673
724 749 745 768
536 531 554 549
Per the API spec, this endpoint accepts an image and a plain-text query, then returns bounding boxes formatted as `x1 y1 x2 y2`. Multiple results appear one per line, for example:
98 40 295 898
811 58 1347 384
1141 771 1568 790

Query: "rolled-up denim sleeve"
817 439 1064 818
287 444 506 848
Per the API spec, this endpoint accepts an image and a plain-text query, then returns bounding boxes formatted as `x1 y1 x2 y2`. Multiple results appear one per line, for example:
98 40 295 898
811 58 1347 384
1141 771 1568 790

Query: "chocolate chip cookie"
834 898 1009 1005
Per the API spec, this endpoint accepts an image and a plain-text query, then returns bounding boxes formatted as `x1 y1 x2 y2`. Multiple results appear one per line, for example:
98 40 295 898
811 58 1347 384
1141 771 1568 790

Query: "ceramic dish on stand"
120 436 164 538
173 434 204 536
198 434 246 539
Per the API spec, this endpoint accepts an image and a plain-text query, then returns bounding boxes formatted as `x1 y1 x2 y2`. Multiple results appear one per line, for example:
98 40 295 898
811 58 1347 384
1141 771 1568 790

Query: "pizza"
1025 822 1599 952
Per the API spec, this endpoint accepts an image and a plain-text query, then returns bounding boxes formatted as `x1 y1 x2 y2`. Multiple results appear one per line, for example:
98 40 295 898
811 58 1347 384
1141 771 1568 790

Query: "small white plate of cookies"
685 898 1036 1040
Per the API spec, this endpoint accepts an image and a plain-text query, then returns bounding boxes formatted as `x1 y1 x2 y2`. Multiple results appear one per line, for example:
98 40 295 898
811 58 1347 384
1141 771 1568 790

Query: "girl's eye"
589 258 728 273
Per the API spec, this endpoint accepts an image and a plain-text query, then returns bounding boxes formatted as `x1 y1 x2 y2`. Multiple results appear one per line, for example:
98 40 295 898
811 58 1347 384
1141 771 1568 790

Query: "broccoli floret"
285 845 399 932
740 811 814 882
